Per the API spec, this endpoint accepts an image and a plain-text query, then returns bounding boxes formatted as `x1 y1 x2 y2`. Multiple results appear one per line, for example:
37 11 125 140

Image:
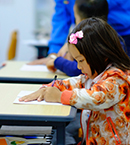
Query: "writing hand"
44 87 62 103
19 88 46 102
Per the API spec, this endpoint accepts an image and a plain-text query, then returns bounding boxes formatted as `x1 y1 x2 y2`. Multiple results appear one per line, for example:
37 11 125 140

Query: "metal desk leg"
57 123 66 145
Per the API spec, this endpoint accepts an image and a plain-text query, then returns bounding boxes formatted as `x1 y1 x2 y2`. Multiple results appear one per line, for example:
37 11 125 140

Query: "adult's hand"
27 57 51 65
46 58 57 72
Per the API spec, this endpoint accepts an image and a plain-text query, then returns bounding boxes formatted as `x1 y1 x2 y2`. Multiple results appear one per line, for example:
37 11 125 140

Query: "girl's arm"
42 74 87 91
61 75 129 109
19 75 87 102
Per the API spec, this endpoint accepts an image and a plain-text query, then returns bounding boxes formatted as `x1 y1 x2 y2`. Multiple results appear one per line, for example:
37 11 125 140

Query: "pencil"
51 75 57 87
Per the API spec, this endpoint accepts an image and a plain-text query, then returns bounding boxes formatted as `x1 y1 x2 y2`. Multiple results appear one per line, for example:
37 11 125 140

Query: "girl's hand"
46 58 57 72
44 87 62 103
19 88 46 102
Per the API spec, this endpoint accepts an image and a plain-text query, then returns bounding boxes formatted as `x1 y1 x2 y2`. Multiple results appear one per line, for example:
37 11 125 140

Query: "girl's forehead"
69 44 82 58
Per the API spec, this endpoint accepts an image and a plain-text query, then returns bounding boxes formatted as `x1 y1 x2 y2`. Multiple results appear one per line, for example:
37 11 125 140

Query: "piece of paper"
13 90 63 106
20 64 50 72
20 64 65 75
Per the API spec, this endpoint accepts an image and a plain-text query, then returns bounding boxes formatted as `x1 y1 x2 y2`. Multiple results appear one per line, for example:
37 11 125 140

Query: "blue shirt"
54 57 81 76
107 0 130 36
48 0 75 54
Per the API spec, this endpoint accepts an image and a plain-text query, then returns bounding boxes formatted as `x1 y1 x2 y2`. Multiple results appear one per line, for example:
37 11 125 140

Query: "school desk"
0 61 69 84
0 83 77 145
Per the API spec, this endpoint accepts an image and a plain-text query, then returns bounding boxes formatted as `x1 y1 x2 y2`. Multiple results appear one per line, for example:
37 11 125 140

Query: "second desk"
0 61 69 84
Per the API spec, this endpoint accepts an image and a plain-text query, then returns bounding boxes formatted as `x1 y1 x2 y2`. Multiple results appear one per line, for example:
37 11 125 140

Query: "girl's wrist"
40 85 47 89
58 92 62 103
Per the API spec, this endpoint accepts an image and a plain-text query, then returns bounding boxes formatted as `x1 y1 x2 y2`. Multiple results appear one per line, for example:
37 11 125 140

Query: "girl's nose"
77 63 82 70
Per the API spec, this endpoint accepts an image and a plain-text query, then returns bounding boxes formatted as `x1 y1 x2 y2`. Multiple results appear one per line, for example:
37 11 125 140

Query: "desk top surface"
0 61 69 83
0 83 76 122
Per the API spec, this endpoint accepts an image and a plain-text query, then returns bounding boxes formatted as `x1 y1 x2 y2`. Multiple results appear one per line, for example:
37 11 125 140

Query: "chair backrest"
7 31 17 60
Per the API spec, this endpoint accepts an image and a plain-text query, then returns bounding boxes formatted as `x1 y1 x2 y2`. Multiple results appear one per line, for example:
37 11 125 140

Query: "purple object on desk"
51 75 57 87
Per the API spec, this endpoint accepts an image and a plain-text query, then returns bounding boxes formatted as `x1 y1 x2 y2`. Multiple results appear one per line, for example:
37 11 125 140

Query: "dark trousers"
52 111 82 145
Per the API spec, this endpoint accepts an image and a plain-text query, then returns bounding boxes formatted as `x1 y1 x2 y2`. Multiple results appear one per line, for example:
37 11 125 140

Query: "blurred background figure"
0 0 129 65
28 0 130 69
107 0 130 57
46 0 109 77
28 0 75 65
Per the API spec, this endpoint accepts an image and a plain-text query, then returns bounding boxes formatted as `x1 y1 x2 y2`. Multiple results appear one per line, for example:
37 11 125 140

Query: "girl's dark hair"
75 0 108 21
68 17 130 75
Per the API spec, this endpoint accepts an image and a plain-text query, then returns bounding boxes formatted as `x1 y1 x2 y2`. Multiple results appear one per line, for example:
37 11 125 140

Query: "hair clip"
69 30 83 44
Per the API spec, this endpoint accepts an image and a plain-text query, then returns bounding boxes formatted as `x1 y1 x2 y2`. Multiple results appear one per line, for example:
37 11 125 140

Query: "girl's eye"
79 59 84 62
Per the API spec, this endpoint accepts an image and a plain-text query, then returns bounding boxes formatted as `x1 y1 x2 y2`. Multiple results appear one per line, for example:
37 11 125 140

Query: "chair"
7 30 17 60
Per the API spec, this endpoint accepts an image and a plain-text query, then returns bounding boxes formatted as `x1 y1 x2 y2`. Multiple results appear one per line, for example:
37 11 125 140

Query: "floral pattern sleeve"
48 74 87 91
70 75 129 110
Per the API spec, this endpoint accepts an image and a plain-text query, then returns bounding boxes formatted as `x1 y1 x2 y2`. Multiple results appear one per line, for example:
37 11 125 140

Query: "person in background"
46 0 130 77
29 0 130 67
28 0 75 65
46 0 109 76
19 17 130 144
107 0 130 57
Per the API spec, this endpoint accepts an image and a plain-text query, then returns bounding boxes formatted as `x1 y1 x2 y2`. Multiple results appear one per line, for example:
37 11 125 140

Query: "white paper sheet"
20 64 66 75
20 64 50 72
13 90 63 106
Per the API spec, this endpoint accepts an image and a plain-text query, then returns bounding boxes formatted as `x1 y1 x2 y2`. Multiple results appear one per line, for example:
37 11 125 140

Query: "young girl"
19 17 130 144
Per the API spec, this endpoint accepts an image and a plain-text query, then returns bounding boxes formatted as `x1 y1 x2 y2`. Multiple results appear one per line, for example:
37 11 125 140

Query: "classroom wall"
0 0 54 64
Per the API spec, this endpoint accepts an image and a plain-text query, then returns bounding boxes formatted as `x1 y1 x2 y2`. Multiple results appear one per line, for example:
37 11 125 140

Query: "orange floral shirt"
46 67 130 144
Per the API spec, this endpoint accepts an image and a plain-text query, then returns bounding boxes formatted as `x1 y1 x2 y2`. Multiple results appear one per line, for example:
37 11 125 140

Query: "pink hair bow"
69 30 83 44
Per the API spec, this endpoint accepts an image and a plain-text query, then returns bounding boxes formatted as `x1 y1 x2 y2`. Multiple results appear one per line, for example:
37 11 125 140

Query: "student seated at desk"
32 0 128 77
29 0 130 72
19 17 130 144
46 0 109 77
46 0 130 77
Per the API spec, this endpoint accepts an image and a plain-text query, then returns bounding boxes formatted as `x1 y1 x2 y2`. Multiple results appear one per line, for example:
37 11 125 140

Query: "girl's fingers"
37 94 44 101
37 88 46 101
19 94 37 102
24 96 38 102
19 95 29 101
19 88 46 102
